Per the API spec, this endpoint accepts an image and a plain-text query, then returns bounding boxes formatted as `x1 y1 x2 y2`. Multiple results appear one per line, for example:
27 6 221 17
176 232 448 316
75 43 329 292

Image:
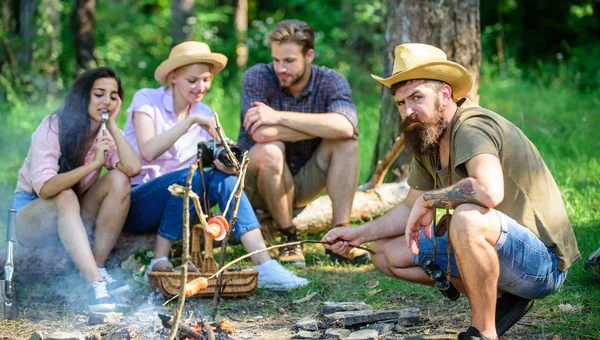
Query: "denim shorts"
12 191 39 212
412 210 568 299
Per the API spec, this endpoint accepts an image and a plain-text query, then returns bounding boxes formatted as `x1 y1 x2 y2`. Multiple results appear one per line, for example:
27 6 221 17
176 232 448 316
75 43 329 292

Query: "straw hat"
371 43 472 98
154 41 228 84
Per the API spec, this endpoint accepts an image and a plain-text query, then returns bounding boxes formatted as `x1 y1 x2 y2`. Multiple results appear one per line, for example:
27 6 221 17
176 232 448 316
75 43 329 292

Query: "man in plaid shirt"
238 19 370 268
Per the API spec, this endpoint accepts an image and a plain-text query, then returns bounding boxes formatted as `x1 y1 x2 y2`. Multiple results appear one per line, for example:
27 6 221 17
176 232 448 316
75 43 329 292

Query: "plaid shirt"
238 63 358 175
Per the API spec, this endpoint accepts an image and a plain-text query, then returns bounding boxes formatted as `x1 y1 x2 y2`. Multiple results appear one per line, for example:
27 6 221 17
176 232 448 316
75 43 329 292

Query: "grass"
0 70 599 338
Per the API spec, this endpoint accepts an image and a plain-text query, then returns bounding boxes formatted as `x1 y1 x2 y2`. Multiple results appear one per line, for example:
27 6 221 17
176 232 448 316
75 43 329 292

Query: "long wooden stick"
212 109 240 170
163 240 375 305
212 153 249 319
168 163 197 340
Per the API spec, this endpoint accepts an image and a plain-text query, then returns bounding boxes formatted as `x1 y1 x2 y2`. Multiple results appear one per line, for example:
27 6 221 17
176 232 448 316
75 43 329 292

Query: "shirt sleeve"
30 118 61 195
239 65 270 150
127 90 156 119
326 72 359 135
453 114 502 177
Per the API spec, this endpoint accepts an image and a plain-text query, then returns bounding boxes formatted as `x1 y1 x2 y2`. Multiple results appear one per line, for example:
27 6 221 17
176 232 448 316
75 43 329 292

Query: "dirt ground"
0 283 550 340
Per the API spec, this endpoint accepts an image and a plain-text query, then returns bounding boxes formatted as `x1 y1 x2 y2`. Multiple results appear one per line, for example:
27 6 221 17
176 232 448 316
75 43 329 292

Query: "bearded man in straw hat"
237 19 370 268
323 43 580 339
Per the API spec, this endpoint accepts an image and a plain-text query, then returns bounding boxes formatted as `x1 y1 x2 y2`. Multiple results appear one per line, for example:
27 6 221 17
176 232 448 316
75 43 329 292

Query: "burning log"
158 314 234 340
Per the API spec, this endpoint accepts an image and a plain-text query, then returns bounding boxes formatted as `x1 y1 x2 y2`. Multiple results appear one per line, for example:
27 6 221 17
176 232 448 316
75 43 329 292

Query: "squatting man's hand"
243 102 280 134
321 226 363 254
406 195 435 255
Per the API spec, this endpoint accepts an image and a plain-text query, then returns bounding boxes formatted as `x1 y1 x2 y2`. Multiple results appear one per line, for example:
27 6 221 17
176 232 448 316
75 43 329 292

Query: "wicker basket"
148 267 258 298
148 224 258 298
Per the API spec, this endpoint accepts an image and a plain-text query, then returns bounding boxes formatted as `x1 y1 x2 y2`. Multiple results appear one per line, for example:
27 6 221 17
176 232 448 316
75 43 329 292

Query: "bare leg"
315 138 359 226
16 189 102 285
248 142 295 230
153 235 173 258
372 235 434 285
80 170 131 267
239 228 271 265
450 204 502 339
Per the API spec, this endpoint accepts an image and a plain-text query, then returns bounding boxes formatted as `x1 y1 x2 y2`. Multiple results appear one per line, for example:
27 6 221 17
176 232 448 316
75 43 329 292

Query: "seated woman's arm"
134 112 216 162
106 120 141 177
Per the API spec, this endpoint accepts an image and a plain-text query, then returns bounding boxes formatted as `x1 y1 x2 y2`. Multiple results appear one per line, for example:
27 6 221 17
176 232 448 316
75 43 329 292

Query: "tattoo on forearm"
422 179 484 209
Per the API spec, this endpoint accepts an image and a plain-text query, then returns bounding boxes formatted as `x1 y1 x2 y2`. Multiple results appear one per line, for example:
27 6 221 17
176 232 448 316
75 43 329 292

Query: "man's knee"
249 142 286 173
450 204 499 244
321 138 358 156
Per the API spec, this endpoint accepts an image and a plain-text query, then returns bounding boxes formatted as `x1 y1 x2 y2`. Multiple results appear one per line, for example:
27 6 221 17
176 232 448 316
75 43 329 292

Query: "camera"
197 138 243 168
420 257 460 301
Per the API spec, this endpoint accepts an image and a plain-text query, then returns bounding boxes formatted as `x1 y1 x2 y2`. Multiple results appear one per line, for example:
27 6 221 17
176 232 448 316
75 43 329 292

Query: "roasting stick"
162 239 375 306
168 163 196 340
212 109 240 170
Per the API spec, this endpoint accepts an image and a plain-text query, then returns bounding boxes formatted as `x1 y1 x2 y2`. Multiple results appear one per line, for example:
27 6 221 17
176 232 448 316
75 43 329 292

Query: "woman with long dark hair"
123 41 308 291
13 67 141 312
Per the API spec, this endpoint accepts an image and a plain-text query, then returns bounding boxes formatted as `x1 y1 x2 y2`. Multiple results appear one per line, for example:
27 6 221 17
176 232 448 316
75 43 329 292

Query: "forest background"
0 0 599 338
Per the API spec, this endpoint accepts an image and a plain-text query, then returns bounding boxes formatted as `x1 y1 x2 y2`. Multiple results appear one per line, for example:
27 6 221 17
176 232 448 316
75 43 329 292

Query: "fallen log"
292 180 409 234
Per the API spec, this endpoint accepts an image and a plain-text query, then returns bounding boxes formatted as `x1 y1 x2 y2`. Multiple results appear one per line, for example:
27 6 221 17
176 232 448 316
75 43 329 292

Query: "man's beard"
401 99 447 158
278 61 308 89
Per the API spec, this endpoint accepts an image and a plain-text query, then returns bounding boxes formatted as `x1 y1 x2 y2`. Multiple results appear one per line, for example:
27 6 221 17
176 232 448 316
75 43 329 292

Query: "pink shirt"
15 115 121 196
124 86 213 185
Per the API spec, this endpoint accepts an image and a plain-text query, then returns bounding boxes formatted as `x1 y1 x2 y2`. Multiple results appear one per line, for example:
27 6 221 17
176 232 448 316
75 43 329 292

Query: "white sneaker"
255 259 309 290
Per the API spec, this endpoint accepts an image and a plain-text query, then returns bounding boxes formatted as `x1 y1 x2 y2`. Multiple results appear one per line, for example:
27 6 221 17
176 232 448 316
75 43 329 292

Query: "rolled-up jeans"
124 168 260 242
413 210 568 299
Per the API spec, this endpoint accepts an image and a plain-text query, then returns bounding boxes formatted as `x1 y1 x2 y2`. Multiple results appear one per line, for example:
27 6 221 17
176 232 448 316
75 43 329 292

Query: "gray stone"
324 328 352 339
347 329 379 340
292 330 322 339
396 308 420 326
46 332 84 340
321 302 372 315
87 312 123 325
29 331 44 340
297 317 320 331
363 322 394 334
323 310 402 328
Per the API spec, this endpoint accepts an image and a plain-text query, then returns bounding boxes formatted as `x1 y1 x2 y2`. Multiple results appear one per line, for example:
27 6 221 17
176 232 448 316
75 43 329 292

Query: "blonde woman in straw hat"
323 43 579 339
122 41 308 291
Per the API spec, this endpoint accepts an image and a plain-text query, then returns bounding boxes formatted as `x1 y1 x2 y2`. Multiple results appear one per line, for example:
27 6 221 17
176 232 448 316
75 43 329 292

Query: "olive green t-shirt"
407 99 580 271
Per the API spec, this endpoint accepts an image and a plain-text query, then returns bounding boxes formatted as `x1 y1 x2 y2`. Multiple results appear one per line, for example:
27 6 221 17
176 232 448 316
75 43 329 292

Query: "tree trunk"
70 0 97 73
1 0 18 77
170 0 194 45
37 0 62 95
373 0 481 179
235 0 248 68
18 0 36 69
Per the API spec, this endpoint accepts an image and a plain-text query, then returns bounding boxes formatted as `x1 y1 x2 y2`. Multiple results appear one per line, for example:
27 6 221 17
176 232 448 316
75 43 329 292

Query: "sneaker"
98 267 130 296
87 281 116 312
278 227 306 269
458 326 492 340
326 247 371 265
256 259 308 290
144 259 174 281
495 293 534 336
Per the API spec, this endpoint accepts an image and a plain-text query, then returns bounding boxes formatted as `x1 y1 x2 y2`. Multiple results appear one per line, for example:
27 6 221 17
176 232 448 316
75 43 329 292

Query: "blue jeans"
123 168 260 242
413 210 568 299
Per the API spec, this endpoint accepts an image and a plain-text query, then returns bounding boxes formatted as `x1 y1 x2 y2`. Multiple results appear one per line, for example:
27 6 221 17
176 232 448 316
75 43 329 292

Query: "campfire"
158 313 236 340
